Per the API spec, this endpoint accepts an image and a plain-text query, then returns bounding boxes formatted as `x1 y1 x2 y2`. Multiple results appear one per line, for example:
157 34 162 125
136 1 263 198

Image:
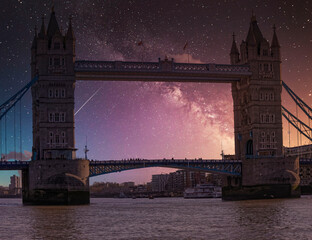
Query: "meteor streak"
75 87 102 116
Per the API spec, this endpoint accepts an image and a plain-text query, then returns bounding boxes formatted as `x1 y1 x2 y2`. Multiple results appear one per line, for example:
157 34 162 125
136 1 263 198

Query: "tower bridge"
1 10 310 204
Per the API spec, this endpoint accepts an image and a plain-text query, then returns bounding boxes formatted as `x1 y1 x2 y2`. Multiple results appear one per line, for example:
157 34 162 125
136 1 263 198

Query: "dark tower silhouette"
231 14 282 159
223 14 300 200
23 9 90 205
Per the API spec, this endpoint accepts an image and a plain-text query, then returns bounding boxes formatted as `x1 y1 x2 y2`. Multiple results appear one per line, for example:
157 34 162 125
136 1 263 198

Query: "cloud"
1 150 31 161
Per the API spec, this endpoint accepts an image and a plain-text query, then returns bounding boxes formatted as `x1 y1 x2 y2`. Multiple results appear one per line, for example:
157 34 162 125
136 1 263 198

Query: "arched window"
246 140 253 156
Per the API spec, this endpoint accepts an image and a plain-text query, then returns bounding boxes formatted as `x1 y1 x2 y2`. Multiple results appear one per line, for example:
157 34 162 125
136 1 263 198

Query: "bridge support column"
222 156 300 200
22 159 90 205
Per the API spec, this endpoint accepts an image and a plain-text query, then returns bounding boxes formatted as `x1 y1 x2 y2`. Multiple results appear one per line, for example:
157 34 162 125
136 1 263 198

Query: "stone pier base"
222 156 301 201
22 159 90 205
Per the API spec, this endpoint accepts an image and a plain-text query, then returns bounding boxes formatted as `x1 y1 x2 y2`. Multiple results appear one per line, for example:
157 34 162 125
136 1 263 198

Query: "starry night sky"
1 0 312 185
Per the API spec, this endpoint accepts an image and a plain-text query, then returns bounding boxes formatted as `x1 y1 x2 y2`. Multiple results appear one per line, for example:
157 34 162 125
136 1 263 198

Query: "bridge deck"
2 159 311 178
74 60 251 82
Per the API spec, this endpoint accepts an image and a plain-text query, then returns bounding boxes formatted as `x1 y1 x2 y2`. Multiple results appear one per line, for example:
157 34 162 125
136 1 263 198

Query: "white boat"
184 184 222 198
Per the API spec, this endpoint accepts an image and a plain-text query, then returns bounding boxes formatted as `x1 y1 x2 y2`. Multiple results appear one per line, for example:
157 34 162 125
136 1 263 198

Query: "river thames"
1 196 311 239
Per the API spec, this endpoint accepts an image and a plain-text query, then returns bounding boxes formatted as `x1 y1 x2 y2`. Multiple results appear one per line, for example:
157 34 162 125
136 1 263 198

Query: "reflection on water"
0 196 311 239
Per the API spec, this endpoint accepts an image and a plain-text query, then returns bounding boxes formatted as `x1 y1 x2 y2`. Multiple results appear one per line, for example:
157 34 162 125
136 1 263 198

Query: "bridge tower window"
54 58 60 66
60 113 65 122
48 89 53 98
260 92 264 100
54 42 61 50
61 89 65 98
55 135 60 144
246 140 253 155
49 132 53 144
55 113 60 122
49 113 54 122
61 132 66 144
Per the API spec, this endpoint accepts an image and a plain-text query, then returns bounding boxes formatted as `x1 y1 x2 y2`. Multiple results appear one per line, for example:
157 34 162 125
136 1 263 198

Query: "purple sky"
1 0 312 185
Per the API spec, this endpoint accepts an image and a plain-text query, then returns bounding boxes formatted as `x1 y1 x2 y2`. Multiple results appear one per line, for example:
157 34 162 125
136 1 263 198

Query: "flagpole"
183 41 189 63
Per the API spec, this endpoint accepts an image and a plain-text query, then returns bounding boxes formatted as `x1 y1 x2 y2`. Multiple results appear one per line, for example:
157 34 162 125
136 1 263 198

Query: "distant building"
151 170 209 193
120 182 135 188
167 170 185 193
151 174 169 192
9 175 21 195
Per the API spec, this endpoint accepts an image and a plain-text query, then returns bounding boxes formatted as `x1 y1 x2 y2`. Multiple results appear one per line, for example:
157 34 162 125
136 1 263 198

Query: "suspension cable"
0 119 2 160
19 100 22 161
14 105 16 160
288 120 290 147
5 114 7 160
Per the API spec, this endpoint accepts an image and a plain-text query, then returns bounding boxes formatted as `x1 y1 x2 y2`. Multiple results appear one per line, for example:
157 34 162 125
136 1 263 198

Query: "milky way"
1 0 312 184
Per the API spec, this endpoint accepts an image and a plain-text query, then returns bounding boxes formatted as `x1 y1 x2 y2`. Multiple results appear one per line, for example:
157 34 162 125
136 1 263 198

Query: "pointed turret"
31 26 38 49
271 25 280 48
38 16 46 39
244 13 267 60
66 16 75 40
65 15 76 59
271 25 281 60
230 33 240 64
47 7 61 39
246 24 256 46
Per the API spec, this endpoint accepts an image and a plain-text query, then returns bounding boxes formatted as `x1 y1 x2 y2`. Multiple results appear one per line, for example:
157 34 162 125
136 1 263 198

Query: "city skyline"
1 0 312 185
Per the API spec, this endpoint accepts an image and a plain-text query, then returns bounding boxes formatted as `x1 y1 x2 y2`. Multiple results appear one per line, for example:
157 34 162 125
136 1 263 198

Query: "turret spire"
66 15 75 40
38 15 46 39
231 32 239 54
31 25 38 49
47 8 61 39
271 24 280 48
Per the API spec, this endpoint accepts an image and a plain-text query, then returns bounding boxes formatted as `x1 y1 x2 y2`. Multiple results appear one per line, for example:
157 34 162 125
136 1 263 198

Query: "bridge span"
0 159 241 176
1 159 312 179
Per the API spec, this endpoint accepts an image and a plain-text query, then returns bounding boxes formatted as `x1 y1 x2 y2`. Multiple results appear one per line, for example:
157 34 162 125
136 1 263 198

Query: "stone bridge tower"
23 9 90 205
224 14 300 200
231 15 282 159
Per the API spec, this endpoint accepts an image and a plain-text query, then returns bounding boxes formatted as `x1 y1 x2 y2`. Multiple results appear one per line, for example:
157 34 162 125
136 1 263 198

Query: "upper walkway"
74 59 251 82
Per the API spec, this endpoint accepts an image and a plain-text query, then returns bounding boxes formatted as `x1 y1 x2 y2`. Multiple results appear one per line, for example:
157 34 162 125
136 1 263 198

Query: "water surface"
0 196 311 239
